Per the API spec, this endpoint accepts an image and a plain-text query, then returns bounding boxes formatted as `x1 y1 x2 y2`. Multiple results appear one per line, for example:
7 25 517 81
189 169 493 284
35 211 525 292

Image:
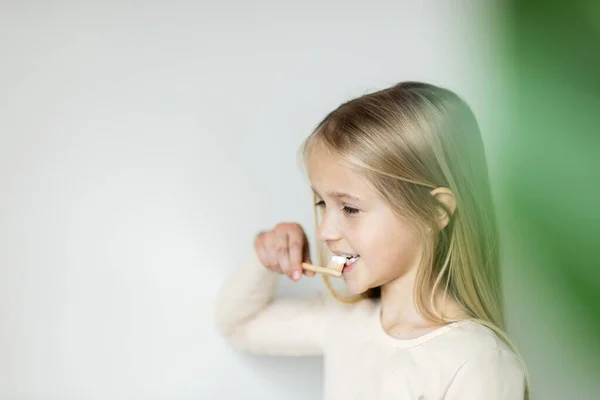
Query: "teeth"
346 256 359 264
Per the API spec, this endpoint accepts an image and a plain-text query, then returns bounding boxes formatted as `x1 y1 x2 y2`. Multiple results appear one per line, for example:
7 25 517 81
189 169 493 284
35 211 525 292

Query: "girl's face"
307 145 424 294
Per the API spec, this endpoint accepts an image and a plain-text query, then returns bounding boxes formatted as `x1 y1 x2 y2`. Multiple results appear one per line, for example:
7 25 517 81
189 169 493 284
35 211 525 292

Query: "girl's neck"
379 267 467 333
380 267 427 329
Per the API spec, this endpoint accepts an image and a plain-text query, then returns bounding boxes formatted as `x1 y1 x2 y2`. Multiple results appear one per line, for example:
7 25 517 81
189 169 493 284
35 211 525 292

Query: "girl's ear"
430 187 456 230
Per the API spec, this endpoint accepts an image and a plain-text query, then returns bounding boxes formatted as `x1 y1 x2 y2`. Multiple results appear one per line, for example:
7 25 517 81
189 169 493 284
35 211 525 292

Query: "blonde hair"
299 82 529 398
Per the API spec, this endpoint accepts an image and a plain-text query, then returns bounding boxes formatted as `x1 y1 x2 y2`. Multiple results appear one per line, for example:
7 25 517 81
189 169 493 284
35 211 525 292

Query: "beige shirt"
215 246 526 399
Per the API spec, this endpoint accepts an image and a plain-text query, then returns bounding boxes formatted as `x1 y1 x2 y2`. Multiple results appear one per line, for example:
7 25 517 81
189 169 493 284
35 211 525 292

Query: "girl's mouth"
343 255 360 273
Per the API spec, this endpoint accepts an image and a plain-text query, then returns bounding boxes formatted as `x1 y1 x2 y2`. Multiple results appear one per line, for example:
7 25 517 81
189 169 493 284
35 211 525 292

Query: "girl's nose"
317 212 342 242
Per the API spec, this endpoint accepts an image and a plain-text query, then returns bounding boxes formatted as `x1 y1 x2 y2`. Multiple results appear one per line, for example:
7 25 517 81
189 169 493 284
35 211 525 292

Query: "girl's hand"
254 222 315 281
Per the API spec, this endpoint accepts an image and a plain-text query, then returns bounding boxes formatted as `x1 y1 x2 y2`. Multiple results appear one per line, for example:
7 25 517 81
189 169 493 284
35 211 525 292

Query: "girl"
215 82 528 399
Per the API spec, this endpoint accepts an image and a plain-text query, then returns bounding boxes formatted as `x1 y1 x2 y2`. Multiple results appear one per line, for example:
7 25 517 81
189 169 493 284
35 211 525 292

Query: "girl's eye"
342 206 359 215
315 200 359 216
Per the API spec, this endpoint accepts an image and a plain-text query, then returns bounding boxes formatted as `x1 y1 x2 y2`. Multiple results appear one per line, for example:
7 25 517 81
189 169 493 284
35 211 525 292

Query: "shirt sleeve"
445 349 526 400
214 244 328 356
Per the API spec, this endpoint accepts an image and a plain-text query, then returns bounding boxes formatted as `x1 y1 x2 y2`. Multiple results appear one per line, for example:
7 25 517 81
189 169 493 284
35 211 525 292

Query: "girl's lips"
342 256 360 273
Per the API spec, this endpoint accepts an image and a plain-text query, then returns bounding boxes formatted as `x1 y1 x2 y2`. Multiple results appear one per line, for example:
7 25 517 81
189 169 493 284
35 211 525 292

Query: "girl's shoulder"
441 320 514 353
431 321 527 393
425 319 523 370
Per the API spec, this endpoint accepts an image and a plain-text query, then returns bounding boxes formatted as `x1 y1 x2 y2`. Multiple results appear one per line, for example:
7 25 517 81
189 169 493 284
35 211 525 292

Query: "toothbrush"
301 256 347 278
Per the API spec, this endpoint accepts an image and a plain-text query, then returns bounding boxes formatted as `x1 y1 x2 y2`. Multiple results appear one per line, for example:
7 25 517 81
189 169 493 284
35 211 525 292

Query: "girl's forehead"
307 148 373 196
307 148 351 179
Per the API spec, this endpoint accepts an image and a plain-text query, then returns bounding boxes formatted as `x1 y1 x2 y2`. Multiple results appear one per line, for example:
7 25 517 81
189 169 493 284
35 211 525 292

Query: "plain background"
0 1 587 399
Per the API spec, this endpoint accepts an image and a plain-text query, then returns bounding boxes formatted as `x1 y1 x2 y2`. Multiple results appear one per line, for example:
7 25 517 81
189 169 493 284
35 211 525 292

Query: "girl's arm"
215 245 328 356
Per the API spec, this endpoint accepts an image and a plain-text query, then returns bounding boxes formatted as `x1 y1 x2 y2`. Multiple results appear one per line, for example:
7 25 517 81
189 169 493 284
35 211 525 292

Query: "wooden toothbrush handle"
302 262 342 278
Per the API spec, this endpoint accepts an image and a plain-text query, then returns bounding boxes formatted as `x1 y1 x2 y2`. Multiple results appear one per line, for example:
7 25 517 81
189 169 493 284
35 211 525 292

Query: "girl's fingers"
263 232 280 271
254 233 273 271
253 224 313 279
275 232 294 279
303 269 316 277
288 235 305 281
255 245 269 269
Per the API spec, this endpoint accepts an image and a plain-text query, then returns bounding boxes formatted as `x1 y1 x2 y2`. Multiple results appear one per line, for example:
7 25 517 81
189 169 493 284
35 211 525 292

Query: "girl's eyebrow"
311 187 360 201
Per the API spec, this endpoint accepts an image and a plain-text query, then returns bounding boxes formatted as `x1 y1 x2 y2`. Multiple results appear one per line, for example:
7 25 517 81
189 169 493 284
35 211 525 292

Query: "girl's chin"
343 278 370 295
342 261 375 295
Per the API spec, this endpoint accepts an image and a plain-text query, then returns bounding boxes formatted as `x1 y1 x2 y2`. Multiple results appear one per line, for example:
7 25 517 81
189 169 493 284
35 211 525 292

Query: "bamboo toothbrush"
302 255 347 278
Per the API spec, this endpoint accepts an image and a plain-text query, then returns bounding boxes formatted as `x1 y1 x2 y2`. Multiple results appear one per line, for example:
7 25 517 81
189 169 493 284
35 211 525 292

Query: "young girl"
215 81 528 399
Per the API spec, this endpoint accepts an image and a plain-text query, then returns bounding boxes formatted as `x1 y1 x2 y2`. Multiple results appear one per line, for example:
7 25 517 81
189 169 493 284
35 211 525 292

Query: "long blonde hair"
300 82 529 398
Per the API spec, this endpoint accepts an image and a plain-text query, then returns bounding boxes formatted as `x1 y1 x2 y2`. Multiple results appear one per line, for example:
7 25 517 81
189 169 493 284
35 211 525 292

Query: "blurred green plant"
500 0 600 371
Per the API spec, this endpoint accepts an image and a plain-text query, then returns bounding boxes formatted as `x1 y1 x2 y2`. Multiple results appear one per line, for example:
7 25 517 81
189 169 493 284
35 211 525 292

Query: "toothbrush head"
326 256 347 276
301 255 347 278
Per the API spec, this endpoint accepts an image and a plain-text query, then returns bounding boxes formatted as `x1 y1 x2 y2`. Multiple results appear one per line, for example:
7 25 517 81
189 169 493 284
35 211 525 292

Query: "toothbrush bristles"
327 255 347 272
